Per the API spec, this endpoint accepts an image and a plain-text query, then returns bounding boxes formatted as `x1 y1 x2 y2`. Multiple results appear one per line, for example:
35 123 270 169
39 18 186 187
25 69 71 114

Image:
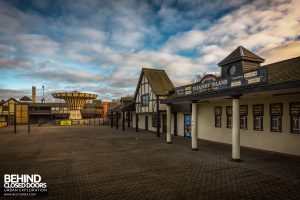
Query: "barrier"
0 121 7 127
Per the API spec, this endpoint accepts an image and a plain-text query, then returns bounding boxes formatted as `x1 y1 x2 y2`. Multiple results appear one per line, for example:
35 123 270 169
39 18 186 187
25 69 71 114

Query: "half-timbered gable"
133 68 174 136
134 68 174 114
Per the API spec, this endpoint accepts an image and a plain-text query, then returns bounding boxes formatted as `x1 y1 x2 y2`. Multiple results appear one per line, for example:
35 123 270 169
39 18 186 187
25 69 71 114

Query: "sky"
0 0 299 102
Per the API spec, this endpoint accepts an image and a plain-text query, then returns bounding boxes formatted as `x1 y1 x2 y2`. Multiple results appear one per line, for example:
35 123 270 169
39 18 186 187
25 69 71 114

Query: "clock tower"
218 46 265 78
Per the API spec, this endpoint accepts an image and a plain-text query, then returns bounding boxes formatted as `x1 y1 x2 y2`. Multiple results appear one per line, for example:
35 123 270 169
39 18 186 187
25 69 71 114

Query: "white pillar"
191 103 198 150
232 98 240 161
166 105 172 144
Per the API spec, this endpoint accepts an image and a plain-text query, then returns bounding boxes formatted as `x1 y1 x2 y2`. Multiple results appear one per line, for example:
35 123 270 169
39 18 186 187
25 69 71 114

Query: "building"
0 98 19 125
109 97 134 129
0 100 103 125
161 46 300 157
131 68 174 137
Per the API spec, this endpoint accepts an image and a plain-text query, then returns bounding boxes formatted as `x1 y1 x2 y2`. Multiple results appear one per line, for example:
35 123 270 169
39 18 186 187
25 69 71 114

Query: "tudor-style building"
162 46 300 158
132 68 174 137
0 98 19 125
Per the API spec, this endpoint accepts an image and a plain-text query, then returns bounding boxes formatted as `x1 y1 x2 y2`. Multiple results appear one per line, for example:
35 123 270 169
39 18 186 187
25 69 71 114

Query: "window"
214 106 222 128
270 103 283 132
240 115 247 129
141 94 149 106
226 106 232 128
239 105 248 129
271 116 282 132
215 116 221 128
2 106 8 111
254 116 263 131
152 115 157 127
290 103 300 134
253 104 264 131
291 116 300 133
227 116 232 128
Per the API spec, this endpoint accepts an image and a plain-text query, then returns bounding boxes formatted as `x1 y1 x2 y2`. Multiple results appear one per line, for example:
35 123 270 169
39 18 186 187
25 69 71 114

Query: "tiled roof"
20 96 32 102
264 56 300 84
218 46 265 66
141 68 174 96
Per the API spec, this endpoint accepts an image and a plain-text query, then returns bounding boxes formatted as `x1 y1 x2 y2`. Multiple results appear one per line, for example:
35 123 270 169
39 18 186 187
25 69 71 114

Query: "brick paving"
0 125 300 199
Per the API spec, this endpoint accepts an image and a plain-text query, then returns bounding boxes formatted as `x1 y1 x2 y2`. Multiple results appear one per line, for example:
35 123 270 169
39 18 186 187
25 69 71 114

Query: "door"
145 116 148 131
184 114 191 137
162 114 167 133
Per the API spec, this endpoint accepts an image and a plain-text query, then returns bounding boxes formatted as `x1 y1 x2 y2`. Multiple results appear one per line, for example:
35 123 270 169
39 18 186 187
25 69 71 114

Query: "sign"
226 106 232 116
175 68 267 96
290 102 300 115
240 105 248 115
214 106 222 116
15 104 29 125
270 103 283 116
253 104 264 116
60 119 72 126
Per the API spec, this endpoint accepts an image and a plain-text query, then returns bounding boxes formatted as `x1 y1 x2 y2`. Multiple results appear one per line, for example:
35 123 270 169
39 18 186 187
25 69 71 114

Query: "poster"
184 114 191 137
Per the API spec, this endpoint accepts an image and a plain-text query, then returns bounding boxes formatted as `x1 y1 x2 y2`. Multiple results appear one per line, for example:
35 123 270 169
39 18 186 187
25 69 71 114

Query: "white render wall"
132 112 163 132
194 94 300 156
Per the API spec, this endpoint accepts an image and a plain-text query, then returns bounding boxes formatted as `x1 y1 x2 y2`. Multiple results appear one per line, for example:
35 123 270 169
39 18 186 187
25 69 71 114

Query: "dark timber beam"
156 95 160 137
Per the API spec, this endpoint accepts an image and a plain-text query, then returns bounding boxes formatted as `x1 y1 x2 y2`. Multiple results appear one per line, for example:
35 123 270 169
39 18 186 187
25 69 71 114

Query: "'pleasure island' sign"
175 68 267 96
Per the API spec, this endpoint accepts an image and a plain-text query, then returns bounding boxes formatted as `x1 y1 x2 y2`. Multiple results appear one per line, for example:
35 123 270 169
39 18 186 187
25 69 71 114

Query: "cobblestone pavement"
0 125 300 199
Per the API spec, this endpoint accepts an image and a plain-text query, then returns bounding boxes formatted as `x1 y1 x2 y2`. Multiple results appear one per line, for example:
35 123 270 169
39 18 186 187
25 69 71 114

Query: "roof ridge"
142 67 165 71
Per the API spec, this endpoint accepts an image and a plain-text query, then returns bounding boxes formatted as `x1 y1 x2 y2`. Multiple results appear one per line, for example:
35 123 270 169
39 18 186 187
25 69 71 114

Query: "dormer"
218 46 265 78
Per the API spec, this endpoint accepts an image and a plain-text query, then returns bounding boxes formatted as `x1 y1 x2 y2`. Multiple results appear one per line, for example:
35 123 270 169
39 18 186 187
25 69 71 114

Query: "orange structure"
102 102 109 118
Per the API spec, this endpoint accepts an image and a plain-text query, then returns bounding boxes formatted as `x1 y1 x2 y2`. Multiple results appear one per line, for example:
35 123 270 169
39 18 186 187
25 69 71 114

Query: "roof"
120 96 134 101
134 68 174 98
162 56 300 104
218 46 265 66
3 98 19 104
20 96 32 102
28 103 67 107
264 56 300 85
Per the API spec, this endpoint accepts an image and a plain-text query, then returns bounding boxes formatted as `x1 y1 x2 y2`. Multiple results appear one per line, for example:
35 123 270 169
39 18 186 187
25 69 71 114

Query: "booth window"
141 94 149 106
253 104 264 131
226 106 232 128
214 106 222 128
290 103 300 134
152 115 157 128
240 105 248 129
270 103 283 132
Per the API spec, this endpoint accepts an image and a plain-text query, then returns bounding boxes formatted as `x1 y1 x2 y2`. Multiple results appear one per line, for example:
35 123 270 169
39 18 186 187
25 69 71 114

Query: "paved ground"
0 125 300 200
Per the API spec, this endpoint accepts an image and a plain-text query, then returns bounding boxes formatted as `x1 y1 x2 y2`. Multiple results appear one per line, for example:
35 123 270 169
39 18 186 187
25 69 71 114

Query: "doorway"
145 116 148 131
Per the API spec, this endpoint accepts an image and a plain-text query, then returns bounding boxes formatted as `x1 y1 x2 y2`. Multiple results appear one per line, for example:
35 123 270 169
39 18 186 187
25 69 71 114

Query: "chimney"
32 86 36 103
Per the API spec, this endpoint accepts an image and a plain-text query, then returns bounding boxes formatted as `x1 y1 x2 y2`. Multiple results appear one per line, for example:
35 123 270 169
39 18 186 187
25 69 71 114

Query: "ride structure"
52 91 97 120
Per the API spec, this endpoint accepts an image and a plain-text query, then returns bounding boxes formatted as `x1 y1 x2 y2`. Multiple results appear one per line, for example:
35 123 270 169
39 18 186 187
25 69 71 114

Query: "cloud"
15 34 60 56
0 56 32 69
0 0 299 101
260 41 300 64
162 30 207 53
19 70 104 84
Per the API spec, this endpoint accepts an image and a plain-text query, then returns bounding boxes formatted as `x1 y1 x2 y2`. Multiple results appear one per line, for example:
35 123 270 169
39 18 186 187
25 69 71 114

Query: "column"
232 97 240 161
116 111 119 129
122 111 125 131
127 112 130 127
166 105 172 144
174 112 178 136
191 103 198 150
